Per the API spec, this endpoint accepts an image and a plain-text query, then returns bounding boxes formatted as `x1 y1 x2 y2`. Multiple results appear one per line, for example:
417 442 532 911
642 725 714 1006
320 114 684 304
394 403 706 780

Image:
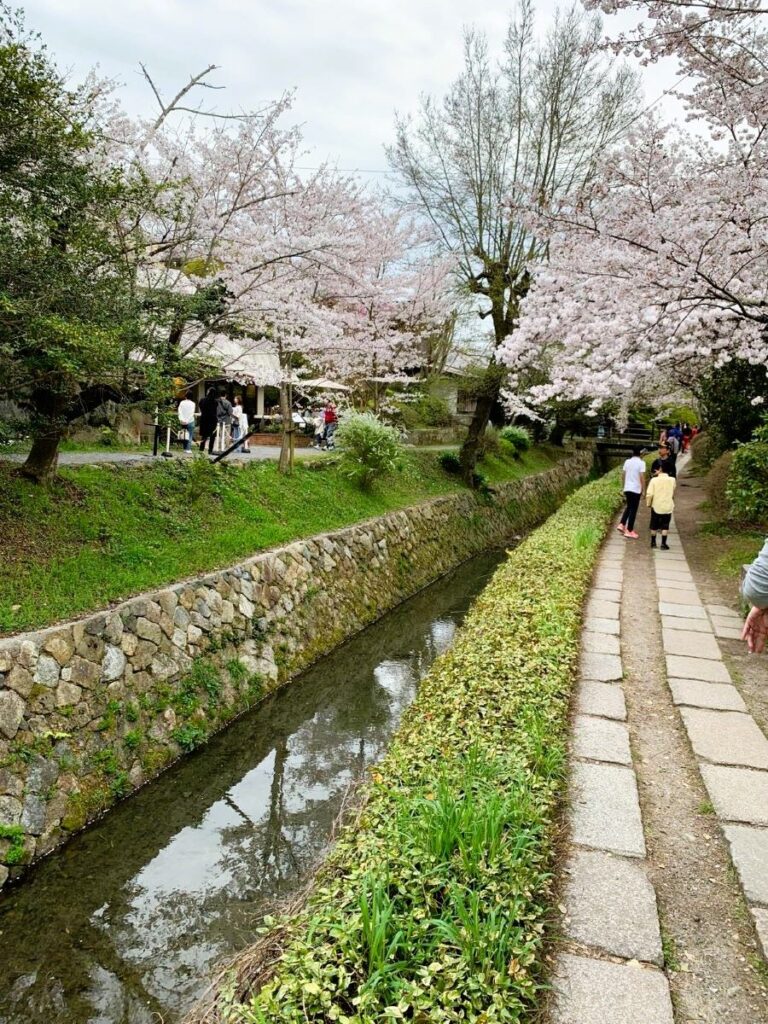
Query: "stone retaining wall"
0 449 592 886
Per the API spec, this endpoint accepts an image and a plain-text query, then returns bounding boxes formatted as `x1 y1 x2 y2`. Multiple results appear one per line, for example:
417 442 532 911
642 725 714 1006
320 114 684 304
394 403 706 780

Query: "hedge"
218 470 621 1024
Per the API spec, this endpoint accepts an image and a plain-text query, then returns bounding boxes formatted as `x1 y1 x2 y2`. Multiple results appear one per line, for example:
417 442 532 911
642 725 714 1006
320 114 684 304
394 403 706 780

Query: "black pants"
199 428 216 453
620 490 641 531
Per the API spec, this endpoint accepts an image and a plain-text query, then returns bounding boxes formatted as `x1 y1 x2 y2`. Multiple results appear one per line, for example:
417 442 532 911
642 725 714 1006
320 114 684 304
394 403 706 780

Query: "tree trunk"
22 427 64 482
459 388 496 487
278 381 292 476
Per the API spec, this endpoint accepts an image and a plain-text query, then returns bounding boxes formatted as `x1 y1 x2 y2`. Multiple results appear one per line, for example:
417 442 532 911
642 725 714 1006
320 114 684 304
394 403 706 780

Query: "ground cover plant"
207 470 621 1024
0 446 558 634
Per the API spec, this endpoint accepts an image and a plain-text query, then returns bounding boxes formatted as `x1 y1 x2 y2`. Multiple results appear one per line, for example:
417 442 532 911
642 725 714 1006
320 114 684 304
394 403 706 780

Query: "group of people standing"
175 391 341 454
177 390 250 454
618 441 678 547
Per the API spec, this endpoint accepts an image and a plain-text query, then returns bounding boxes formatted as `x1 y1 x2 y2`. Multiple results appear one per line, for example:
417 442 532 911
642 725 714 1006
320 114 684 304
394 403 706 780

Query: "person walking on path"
742 538 768 653
645 461 676 548
198 387 218 454
177 392 196 453
617 446 646 539
651 441 677 478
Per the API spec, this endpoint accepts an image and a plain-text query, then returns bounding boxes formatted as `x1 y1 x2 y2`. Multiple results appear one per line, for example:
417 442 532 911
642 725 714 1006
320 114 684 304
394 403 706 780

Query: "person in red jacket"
323 402 338 449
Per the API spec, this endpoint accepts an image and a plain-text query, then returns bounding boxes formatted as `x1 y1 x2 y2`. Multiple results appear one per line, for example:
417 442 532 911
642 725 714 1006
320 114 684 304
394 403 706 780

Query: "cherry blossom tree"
389 1 639 481
501 0 768 411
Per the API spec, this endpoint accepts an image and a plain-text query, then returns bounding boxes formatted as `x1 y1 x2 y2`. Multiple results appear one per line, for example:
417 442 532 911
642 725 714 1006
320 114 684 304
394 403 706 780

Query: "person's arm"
741 539 768 653
646 478 655 506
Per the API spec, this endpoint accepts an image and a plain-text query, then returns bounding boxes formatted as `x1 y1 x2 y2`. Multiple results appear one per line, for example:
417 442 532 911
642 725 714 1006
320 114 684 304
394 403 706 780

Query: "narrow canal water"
0 550 504 1024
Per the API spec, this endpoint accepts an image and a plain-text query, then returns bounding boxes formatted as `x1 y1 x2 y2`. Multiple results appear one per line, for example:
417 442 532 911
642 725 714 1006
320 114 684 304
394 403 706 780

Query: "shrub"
727 438 768 524
225 471 622 1024
416 394 453 427
478 425 502 458
500 424 531 453
438 451 461 474
689 430 719 472
335 412 403 488
704 451 734 520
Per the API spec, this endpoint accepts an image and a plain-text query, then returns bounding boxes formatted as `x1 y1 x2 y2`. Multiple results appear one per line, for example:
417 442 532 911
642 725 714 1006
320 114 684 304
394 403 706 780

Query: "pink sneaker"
625 530 639 539
616 523 626 534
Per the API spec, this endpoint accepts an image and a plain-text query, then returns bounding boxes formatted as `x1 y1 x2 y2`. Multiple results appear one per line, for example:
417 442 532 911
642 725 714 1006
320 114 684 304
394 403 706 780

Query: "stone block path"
553 468 768 1023
651 521 768 950
552 534 674 1024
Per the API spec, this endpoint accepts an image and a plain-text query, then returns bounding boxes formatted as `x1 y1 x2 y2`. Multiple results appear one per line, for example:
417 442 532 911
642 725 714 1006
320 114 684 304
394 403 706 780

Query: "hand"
742 606 768 654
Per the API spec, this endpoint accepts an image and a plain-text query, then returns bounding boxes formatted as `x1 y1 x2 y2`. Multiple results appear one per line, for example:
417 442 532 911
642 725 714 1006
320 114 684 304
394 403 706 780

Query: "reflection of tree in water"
0 552 502 1024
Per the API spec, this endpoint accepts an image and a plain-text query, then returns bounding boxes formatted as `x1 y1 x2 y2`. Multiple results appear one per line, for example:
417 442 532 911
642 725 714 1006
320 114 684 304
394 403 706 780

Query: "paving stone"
654 567 694 580
585 598 620 620
654 579 698 593
582 631 621 655
573 715 632 765
584 616 620 635
597 567 623 582
593 579 622 593
591 588 623 604
666 655 730 683
707 603 740 618
661 616 713 634
711 614 744 631
662 629 721 660
722 824 768 904
580 651 623 682
552 954 673 1024
563 849 663 965
578 681 627 721
658 601 707 620
752 908 768 960
700 764 768 825
657 587 704 606
713 625 744 640
570 762 646 857
669 679 747 712
681 709 768 768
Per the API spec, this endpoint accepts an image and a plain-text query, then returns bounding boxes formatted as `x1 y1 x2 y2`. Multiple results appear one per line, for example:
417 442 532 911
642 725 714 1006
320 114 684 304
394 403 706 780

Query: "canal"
0 550 504 1024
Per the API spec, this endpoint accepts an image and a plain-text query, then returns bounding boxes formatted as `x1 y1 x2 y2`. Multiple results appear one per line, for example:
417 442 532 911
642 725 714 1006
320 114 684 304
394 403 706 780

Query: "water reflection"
0 551 502 1024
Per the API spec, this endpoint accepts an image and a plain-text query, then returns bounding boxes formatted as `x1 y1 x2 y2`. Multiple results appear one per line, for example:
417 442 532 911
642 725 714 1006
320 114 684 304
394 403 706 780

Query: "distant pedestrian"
216 392 234 450
681 422 693 452
323 401 338 449
651 442 677 479
617 446 646 539
646 462 676 549
232 396 244 449
177 392 196 453
198 388 218 454
312 408 325 448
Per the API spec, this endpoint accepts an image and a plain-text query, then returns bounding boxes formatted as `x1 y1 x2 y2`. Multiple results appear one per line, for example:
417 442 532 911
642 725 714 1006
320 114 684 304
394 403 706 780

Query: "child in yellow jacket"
646 463 676 549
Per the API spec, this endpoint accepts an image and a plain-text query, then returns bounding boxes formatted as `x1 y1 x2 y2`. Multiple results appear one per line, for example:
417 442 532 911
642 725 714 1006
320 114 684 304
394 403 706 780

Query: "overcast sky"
24 1 683 175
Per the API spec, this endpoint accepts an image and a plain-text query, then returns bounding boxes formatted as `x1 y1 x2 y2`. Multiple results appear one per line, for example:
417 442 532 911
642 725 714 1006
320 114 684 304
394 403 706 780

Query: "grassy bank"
688 446 766 584
201 470 620 1024
0 446 558 635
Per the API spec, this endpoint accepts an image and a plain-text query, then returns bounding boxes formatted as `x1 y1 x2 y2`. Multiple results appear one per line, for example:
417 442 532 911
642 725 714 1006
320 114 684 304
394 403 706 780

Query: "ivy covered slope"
224 471 621 1024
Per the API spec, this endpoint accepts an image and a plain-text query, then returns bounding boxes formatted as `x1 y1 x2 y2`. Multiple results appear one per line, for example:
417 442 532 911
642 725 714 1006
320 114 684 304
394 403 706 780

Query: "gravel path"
550 456 768 1023
0 447 319 466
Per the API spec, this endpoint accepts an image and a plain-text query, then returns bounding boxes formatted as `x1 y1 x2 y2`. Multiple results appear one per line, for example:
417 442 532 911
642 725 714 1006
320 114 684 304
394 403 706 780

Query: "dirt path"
621 512 768 1022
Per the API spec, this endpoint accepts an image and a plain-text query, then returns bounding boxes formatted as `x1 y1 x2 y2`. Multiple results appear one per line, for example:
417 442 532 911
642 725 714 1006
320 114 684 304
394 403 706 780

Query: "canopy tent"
297 377 352 392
